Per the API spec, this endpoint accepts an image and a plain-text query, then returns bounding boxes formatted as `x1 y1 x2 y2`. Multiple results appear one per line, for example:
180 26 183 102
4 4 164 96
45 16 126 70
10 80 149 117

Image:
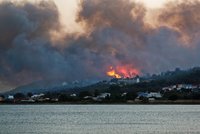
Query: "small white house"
70 94 77 97
8 95 14 100
97 93 111 99
31 94 45 100
137 92 162 99
162 86 174 91
147 92 162 98
121 92 127 97
92 93 111 101
118 78 139 84
84 96 93 99
148 98 156 101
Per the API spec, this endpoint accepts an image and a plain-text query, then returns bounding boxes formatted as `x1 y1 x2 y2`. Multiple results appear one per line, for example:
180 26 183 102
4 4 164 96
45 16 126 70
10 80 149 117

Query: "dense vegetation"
1 67 200 103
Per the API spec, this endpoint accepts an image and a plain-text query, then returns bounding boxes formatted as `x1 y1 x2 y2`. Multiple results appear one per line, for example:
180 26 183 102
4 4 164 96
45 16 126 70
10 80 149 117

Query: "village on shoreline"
1 67 200 105
1 80 200 105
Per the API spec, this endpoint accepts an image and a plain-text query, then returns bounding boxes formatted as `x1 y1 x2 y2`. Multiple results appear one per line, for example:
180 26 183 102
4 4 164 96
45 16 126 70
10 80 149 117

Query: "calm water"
0 105 200 134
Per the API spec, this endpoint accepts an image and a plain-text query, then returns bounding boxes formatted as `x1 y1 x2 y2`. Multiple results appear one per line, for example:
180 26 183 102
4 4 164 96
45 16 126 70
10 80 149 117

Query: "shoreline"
1 100 200 105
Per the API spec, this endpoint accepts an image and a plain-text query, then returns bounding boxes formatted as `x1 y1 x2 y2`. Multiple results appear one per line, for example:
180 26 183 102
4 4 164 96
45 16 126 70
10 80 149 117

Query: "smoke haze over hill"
0 0 200 91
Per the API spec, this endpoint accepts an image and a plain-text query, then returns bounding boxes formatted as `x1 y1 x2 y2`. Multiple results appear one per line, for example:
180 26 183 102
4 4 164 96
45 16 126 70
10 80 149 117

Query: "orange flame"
107 65 140 79
107 66 122 79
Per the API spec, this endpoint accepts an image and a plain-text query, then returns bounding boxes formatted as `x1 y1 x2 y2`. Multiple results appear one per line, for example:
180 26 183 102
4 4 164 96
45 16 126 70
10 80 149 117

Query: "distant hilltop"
1 66 200 95
1 67 200 104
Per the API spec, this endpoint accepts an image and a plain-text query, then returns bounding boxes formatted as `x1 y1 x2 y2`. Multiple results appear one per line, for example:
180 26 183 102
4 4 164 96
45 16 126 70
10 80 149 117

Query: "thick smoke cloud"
75 0 148 70
0 1 66 88
0 0 200 91
74 0 200 73
158 0 200 45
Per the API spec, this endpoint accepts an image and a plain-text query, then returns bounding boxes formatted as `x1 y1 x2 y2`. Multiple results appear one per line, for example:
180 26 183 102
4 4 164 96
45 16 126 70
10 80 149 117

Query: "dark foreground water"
0 105 200 134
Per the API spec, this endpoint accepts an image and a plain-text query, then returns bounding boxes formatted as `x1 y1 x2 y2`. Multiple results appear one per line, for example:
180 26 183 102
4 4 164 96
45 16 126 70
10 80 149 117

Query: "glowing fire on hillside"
106 65 140 79
107 66 122 79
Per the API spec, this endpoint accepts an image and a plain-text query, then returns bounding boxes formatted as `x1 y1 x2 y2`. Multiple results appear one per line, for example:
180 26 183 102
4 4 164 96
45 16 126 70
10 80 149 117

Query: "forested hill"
151 67 200 85
67 67 200 94
129 67 200 92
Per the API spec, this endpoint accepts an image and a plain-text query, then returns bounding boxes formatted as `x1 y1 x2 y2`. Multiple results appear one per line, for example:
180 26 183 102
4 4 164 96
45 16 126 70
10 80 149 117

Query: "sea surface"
0 105 200 134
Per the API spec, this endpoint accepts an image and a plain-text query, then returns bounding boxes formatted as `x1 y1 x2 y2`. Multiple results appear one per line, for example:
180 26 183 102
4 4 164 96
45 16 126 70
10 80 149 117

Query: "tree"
79 91 92 98
192 93 200 100
27 92 33 98
58 94 69 102
94 89 100 97
109 85 121 92
139 96 149 103
168 94 178 101
126 92 137 100
14 93 25 100
0 95 5 98
44 92 54 99
109 85 122 102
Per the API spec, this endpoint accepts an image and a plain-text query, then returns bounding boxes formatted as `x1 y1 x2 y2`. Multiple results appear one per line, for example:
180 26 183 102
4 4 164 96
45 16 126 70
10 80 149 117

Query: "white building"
147 92 162 98
70 94 77 97
137 92 162 99
97 93 111 99
92 93 111 101
118 77 140 84
148 98 156 101
8 95 14 100
31 94 45 100
121 92 127 97
84 96 93 99
136 77 140 83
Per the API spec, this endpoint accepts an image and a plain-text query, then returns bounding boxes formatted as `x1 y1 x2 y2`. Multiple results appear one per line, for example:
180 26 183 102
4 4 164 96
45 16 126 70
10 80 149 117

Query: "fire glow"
107 65 140 79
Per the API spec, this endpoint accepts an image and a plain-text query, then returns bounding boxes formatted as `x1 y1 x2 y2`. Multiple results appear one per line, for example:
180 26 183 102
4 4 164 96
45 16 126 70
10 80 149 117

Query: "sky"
0 0 200 92
8 0 172 33
54 0 171 32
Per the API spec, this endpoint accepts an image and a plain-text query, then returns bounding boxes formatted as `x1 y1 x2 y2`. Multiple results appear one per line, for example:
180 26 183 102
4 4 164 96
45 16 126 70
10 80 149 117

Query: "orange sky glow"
54 0 173 33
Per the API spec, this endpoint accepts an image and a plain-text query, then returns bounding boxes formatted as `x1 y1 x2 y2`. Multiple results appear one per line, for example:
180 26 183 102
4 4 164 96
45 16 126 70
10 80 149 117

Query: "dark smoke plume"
74 0 200 75
0 0 64 89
